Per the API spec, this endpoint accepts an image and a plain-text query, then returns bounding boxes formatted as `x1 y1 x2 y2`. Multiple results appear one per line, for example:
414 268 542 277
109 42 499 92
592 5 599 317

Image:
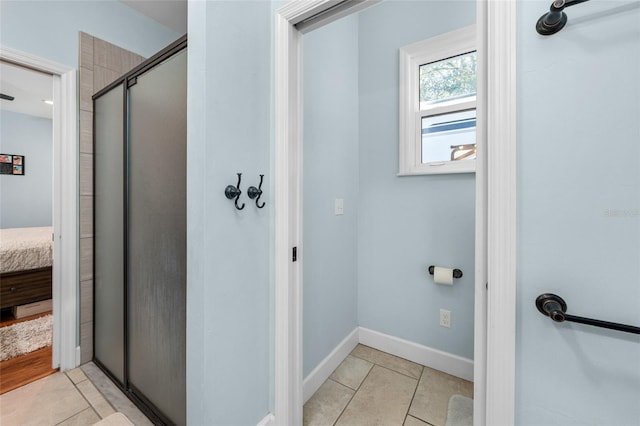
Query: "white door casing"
273 1 516 426
0 46 78 371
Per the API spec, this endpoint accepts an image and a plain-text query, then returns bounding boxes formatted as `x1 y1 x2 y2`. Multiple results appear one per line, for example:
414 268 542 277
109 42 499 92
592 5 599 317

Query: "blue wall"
0 111 52 228
516 1 640 424
187 1 271 424
357 1 476 360
0 0 179 66
301 0 477 378
303 14 360 377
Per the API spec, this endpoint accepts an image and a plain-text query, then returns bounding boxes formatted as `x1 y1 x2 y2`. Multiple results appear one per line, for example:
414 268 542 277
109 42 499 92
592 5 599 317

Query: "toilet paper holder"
428 266 463 279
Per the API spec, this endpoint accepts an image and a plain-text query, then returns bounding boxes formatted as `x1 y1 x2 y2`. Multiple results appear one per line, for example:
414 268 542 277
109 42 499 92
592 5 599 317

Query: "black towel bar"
536 0 591 35
536 293 640 335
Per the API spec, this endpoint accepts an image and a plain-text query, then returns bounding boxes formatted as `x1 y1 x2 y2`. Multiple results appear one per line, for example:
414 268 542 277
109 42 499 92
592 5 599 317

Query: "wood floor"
0 310 57 395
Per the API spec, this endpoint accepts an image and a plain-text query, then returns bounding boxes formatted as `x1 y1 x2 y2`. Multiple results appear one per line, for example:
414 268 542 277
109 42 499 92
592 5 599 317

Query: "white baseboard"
302 326 473 405
302 327 359 403
256 413 275 426
358 327 473 381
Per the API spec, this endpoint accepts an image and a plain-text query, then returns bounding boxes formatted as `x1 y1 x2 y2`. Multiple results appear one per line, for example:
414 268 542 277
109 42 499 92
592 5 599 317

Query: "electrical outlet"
440 309 451 328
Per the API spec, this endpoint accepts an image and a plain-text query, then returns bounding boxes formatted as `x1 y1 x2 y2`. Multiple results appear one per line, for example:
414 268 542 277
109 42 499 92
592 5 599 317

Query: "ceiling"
0 61 53 119
120 0 187 34
0 2 186 120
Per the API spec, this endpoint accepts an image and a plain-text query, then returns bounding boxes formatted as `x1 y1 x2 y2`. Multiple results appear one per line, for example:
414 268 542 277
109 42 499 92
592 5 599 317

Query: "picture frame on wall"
0 154 24 175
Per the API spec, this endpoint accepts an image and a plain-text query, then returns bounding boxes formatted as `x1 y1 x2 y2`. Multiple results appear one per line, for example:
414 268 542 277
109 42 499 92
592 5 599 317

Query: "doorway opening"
271 0 516 424
300 3 476 423
0 47 78 391
0 60 56 394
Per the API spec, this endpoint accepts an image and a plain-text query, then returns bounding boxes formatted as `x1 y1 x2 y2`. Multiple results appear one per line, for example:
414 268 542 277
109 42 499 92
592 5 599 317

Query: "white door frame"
273 0 516 425
0 46 78 372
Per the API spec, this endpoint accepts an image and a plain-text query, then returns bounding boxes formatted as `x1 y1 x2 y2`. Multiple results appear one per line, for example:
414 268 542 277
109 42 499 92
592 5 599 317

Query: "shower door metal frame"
92 35 187 426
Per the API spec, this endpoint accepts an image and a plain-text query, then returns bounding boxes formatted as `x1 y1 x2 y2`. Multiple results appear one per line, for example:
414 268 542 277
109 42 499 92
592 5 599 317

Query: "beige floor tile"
92 412 135 425
330 355 373 390
81 363 153 426
0 372 89 426
408 367 473 426
76 380 116 418
404 415 431 426
304 379 354 426
335 365 417 426
57 407 100 425
351 345 423 379
66 367 88 384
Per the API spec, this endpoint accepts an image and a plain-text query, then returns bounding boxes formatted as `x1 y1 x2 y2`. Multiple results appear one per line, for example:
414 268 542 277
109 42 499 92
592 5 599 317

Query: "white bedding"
0 227 53 274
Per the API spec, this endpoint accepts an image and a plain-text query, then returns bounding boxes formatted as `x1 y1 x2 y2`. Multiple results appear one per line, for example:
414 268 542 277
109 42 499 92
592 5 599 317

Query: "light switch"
335 198 344 215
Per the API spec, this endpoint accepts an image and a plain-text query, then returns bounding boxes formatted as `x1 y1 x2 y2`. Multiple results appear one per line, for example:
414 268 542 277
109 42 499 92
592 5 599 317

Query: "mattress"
0 227 53 274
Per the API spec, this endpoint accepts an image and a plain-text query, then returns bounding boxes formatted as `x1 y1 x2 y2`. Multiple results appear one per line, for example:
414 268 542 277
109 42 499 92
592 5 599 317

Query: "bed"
0 227 53 310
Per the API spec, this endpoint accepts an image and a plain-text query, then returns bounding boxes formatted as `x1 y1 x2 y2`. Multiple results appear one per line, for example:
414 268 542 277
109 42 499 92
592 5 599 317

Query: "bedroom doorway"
0 47 78 391
0 60 56 393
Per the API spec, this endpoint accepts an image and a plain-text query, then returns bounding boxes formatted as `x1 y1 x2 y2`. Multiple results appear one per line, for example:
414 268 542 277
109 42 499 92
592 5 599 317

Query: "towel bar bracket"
536 293 640 335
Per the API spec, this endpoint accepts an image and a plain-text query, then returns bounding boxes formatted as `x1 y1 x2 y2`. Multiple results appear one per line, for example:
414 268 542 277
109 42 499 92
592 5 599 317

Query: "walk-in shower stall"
93 36 187 425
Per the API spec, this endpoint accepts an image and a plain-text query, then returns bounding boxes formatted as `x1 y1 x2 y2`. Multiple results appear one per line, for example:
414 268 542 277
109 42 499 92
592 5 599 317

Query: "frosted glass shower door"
94 85 125 384
127 49 187 425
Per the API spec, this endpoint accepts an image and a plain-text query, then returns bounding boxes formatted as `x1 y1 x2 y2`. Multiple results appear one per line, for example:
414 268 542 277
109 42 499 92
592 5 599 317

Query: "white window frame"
399 24 477 175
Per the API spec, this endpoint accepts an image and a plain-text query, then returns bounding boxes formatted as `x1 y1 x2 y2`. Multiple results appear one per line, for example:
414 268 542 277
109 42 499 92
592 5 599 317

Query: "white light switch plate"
335 198 344 215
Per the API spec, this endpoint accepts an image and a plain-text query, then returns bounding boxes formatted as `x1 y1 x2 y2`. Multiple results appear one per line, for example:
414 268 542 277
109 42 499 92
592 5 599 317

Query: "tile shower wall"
78 32 145 363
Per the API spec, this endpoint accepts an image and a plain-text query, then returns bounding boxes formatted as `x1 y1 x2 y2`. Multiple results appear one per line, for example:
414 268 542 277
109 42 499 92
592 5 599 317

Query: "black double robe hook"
225 173 245 210
248 174 266 209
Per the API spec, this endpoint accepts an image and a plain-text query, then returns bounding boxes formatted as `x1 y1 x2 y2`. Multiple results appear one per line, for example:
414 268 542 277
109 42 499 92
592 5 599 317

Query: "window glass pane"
419 51 476 109
421 109 476 163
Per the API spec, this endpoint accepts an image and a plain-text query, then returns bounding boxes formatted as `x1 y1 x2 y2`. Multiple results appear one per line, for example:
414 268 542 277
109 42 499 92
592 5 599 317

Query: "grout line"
326 377 352 391
405 370 444 426
331 364 377 426
70 372 117 418
71 380 101 417
54 407 101 426
349 346 424 380
406 366 425 423
330 361 374 392
53 374 98 425
374 362 423 381
307 347 445 426
405 414 436 426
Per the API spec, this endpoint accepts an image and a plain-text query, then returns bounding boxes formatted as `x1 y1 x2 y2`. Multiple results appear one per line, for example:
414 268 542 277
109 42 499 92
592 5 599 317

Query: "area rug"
0 314 53 361
445 394 473 426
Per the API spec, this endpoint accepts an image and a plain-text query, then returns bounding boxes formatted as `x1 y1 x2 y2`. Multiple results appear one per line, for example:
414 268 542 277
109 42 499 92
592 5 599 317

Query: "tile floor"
303 345 473 426
1 346 470 426
0 362 150 426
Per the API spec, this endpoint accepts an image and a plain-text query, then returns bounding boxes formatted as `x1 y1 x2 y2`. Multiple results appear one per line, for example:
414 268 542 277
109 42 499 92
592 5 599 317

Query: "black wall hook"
247 174 266 209
225 173 245 210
